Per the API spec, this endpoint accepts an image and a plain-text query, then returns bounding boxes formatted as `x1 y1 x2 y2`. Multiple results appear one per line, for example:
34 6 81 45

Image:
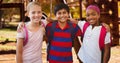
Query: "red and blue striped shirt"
46 21 81 63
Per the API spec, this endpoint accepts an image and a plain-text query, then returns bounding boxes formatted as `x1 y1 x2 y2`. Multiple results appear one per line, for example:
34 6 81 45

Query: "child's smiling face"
55 9 69 23
86 9 100 26
28 5 42 23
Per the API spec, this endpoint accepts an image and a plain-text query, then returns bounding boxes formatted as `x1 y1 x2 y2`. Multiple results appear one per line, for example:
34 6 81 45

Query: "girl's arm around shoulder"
77 36 82 46
43 34 48 44
103 32 111 63
103 43 111 63
16 38 24 63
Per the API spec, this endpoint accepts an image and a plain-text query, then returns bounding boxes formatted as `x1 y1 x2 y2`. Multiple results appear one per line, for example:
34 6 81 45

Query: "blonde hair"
27 2 41 11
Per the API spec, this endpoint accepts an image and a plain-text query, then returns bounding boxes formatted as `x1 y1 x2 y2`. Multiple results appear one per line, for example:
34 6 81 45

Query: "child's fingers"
17 22 25 32
68 18 78 24
102 23 110 32
46 17 53 23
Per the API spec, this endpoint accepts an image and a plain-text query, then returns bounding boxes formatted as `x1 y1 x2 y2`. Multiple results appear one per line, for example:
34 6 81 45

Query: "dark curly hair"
54 3 69 15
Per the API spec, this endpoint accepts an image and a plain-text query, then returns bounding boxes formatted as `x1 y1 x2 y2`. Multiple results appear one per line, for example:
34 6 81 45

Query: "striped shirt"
46 21 81 63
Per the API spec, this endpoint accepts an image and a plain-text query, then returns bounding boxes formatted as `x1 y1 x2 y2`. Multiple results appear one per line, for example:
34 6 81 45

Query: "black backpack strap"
47 21 57 60
68 21 75 46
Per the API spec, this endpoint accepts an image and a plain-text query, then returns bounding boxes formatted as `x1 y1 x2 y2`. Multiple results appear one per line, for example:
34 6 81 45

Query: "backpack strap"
48 21 57 43
99 26 107 50
23 25 28 46
83 22 90 36
47 21 57 60
82 22 90 40
68 21 75 46
99 26 107 62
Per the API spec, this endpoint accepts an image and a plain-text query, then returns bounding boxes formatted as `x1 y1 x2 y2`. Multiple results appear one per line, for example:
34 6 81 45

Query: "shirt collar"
56 22 70 30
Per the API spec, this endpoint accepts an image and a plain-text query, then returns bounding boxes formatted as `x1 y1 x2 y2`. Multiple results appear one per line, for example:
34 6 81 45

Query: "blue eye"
32 11 35 14
38 11 42 14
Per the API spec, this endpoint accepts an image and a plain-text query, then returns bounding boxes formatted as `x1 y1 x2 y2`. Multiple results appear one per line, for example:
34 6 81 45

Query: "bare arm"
46 17 53 23
77 36 82 46
103 43 111 63
16 38 24 63
68 18 79 24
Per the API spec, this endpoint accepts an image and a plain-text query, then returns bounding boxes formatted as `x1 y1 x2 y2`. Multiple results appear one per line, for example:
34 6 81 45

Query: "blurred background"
0 0 120 63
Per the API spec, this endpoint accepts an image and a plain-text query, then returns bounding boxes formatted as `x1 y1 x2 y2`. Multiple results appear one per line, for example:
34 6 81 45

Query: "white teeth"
90 20 94 21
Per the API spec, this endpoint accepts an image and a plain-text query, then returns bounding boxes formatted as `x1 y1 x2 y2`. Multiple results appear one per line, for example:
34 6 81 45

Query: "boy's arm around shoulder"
17 22 25 32
102 23 111 32
69 18 79 24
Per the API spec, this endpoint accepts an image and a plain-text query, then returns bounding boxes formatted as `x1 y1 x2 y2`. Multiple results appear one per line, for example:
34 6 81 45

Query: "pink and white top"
17 20 46 63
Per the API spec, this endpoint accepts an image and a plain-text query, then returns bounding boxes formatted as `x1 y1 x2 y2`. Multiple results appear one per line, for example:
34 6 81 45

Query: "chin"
34 21 40 23
89 22 94 25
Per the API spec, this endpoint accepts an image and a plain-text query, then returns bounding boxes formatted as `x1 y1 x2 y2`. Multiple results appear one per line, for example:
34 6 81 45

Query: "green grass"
0 28 17 42
0 22 18 52
0 45 16 51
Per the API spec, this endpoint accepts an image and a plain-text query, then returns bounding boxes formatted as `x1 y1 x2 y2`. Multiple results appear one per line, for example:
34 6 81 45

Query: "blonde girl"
16 2 45 63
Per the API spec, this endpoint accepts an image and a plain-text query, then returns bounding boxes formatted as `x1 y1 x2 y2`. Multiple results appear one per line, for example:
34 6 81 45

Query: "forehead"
57 9 68 13
86 9 98 14
28 5 41 11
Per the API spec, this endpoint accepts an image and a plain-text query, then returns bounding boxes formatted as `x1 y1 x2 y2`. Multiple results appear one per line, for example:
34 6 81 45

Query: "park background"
0 0 120 63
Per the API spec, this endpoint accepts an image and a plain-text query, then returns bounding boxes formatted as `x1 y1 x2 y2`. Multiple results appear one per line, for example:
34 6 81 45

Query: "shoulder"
78 20 86 25
46 22 52 27
78 20 87 29
72 23 78 28
101 25 107 33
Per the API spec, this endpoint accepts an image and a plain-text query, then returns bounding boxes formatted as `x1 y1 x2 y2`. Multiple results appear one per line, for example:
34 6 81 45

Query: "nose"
88 15 93 19
60 13 64 17
35 13 39 16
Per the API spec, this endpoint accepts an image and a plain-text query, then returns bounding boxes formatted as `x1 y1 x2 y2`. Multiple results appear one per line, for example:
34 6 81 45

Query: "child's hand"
46 18 53 23
102 23 110 32
17 22 25 32
68 18 78 24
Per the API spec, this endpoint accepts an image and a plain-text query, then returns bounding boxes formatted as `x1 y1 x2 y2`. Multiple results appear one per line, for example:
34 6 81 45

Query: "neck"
29 21 40 27
91 22 100 29
58 21 67 29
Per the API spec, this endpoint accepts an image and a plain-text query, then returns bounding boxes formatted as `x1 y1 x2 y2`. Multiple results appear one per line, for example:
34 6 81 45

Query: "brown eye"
92 13 96 16
63 11 67 14
57 12 61 15
86 14 89 17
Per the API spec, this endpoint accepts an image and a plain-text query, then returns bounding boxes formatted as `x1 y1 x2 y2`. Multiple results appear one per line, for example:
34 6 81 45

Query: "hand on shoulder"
17 22 25 32
102 23 110 32
68 18 78 24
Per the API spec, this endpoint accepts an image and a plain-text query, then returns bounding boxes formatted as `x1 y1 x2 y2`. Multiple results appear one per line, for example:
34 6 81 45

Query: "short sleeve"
17 31 24 39
41 19 47 27
74 24 82 37
78 20 86 31
104 32 111 44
